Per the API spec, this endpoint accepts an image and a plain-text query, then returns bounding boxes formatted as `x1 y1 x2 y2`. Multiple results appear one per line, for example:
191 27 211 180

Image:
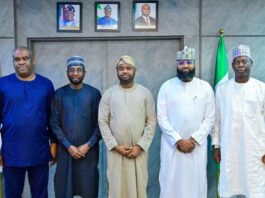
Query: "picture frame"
95 2 120 32
57 2 82 32
133 1 158 31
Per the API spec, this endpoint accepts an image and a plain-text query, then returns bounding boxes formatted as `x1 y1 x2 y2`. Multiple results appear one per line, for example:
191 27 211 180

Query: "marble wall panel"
202 0 265 35
0 0 14 37
0 39 15 76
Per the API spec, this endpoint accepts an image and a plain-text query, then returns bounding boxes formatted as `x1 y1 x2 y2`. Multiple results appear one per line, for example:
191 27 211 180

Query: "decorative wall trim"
27 35 184 51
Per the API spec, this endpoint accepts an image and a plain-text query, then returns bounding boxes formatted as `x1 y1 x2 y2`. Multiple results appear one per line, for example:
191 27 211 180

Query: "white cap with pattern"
176 46 195 60
232 45 252 60
67 55 85 67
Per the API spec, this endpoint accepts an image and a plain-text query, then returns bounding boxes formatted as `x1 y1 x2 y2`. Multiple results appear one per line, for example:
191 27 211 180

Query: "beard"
176 67 195 82
117 73 135 85
67 74 85 85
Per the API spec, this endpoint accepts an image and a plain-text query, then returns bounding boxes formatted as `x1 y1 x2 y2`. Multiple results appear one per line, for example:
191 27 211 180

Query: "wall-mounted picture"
133 1 158 31
57 2 82 32
95 2 120 32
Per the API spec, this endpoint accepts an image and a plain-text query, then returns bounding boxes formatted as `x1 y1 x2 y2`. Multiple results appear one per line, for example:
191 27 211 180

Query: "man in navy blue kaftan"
0 46 56 198
50 56 101 198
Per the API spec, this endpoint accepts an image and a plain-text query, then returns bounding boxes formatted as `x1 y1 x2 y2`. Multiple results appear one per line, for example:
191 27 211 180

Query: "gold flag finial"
219 29 224 35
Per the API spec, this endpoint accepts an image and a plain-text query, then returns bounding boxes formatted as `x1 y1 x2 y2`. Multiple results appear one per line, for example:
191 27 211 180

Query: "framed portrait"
95 2 120 32
57 2 82 32
133 1 158 31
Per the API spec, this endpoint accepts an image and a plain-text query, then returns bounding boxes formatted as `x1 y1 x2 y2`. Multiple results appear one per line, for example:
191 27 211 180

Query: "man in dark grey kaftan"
50 56 101 198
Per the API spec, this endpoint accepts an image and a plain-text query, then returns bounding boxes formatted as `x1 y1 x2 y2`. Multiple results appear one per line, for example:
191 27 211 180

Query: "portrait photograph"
95 2 120 32
57 2 82 32
133 1 158 31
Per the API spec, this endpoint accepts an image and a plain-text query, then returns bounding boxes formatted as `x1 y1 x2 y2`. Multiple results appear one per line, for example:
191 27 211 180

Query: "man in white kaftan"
211 45 265 198
98 55 156 198
157 47 215 198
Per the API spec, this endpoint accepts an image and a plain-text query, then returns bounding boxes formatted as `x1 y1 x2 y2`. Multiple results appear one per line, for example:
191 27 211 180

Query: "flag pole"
216 28 223 198
215 28 227 198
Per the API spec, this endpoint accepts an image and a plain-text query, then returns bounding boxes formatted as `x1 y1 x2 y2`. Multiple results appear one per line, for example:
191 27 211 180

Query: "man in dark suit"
135 3 156 28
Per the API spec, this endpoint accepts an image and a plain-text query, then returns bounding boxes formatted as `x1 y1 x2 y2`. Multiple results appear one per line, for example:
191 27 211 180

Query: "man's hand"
176 139 195 153
78 143 90 156
127 145 142 158
114 145 131 157
50 143 57 159
213 148 221 163
190 137 197 145
49 143 57 166
262 154 265 164
0 155 3 168
68 145 85 159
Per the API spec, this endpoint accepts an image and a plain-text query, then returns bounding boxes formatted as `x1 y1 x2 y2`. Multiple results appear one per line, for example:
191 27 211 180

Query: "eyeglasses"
14 56 31 62
233 59 251 66
177 60 194 65
68 68 84 74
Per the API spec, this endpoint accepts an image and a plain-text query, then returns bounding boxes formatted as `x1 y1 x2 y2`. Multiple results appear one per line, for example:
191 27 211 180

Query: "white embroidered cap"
232 45 252 60
176 46 195 60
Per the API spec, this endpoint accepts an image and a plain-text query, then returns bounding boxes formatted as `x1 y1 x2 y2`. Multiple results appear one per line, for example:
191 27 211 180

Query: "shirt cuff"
62 139 72 149
172 137 182 148
87 141 92 147
212 145 220 150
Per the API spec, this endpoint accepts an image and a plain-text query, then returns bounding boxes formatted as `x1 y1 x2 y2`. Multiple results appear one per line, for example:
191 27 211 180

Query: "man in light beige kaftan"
98 55 156 198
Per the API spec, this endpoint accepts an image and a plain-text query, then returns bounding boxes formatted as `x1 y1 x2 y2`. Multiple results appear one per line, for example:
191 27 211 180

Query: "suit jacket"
135 16 156 27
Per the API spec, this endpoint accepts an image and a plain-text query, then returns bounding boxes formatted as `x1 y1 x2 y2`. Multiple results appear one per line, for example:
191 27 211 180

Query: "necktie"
146 17 151 25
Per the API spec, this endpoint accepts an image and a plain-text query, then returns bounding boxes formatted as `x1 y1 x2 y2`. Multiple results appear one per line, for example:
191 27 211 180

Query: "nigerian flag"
214 32 228 198
207 32 228 198
214 34 228 87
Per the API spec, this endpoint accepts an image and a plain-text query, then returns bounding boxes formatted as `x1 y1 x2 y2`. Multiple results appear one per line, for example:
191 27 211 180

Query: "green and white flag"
214 35 228 87
214 33 228 198
207 34 229 198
